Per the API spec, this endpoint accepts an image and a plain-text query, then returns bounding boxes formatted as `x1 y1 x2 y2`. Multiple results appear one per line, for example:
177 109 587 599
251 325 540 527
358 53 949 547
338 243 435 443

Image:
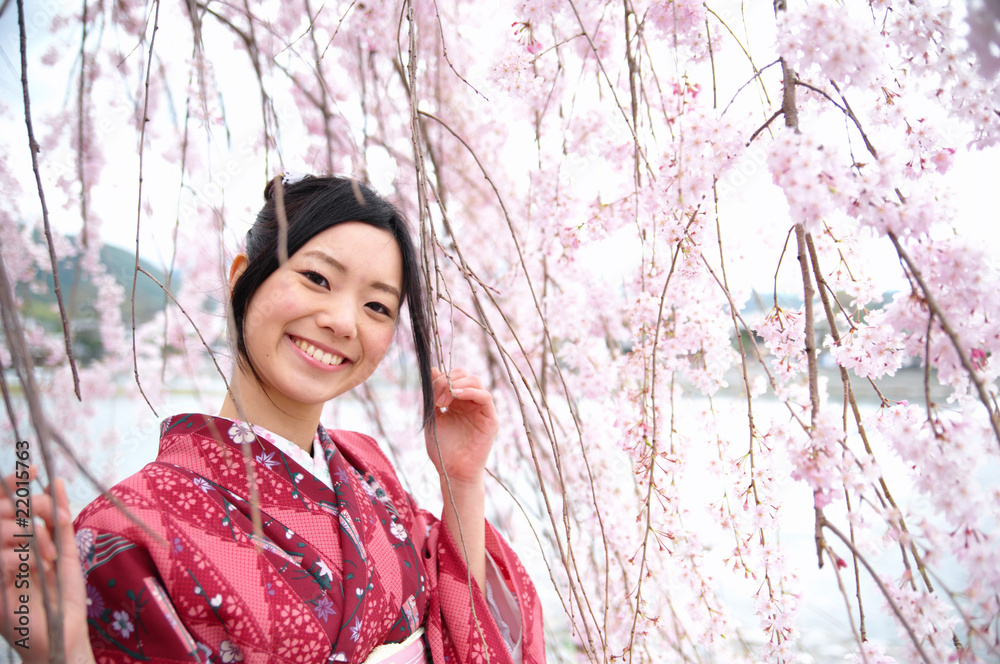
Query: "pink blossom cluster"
826 310 904 380
513 0 560 28
966 1 1000 83
767 129 856 233
488 45 545 103
755 589 800 663
619 252 738 397
846 640 897 664
787 413 846 510
868 403 997 534
900 119 956 179
865 403 1000 645
776 0 885 88
829 259 879 311
878 572 962 662
662 105 747 206
881 236 1000 397
889 2 1000 149
754 307 808 383
644 0 713 63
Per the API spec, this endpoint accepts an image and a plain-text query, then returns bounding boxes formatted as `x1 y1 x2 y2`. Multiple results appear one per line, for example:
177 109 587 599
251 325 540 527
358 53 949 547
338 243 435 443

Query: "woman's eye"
366 302 392 317
302 271 329 288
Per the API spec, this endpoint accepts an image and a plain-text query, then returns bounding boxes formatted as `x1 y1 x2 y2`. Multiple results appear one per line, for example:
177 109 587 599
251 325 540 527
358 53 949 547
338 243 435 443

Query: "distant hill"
15 240 178 364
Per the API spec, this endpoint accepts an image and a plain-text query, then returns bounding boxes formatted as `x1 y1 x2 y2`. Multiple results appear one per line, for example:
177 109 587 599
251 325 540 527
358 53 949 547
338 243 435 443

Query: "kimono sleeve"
418 509 546 664
328 428 546 663
75 526 206 663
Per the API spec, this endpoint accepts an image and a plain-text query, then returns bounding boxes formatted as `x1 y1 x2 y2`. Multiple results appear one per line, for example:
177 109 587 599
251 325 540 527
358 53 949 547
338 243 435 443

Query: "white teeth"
294 339 344 366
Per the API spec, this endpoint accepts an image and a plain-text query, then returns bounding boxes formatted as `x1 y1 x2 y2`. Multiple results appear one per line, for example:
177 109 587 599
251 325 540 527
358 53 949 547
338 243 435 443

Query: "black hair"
230 174 434 426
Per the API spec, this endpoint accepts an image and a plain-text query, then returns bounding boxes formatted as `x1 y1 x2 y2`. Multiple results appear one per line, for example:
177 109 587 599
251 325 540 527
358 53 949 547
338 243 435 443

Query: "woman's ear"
228 253 249 296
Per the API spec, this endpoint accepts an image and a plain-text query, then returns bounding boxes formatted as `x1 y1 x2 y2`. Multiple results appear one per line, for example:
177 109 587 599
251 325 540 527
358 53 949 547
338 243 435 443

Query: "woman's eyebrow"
300 249 401 300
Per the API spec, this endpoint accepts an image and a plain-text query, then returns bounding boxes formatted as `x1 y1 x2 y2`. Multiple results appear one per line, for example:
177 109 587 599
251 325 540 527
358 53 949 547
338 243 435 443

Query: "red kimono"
73 413 544 663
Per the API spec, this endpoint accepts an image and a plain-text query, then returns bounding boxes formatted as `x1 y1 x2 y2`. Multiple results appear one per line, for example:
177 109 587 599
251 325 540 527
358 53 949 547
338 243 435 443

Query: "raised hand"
0 466 94 664
424 367 499 591
424 367 500 485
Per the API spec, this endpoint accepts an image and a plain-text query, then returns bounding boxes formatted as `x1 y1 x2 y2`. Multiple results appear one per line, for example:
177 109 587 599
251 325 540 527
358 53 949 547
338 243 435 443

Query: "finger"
434 390 497 424
434 367 470 387
446 386 495 411
0 490 60 565
438 374 488 401
434 384 470 410
36 516 59 564
36 480 72 564
444 367 469 384
0 465 39 518
434 385 454 411
432 373 458 409
52 478 86 608
1 520 54 566
440 373 483 392
1 465 38 494
0 495 54 552
0 512 59 566
432 369 480 400
1 493 57 562
52 478 76 560
0 525 53 578
2 547 41 574
0 491 56 522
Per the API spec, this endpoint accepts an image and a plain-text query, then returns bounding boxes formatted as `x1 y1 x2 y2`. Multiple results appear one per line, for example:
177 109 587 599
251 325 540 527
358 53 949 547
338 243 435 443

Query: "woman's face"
233 221 403 410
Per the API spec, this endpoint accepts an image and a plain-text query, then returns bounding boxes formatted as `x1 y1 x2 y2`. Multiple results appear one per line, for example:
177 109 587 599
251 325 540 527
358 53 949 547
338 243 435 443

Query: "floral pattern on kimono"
73 413 545 664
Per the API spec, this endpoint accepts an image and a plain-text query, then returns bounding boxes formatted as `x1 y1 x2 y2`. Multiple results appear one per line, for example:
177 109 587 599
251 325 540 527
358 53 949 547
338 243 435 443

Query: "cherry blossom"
2 0 999 662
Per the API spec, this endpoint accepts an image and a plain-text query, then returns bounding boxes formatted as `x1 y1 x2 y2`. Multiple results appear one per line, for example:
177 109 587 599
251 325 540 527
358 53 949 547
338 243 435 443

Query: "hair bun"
264 171 311 201
263 175 281 202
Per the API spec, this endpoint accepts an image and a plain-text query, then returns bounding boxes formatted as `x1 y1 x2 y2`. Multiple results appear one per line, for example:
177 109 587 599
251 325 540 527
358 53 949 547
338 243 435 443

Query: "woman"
1 175 544 663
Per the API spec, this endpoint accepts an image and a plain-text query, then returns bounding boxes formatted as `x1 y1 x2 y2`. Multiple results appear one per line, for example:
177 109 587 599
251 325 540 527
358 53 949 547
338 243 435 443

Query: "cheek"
242 325 269 362
245 301 273 330
366 327 396 362
245 286 294 329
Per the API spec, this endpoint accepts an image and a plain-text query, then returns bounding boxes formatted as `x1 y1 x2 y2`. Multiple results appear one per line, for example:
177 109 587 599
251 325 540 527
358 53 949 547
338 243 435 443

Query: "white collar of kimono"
235 420 335 490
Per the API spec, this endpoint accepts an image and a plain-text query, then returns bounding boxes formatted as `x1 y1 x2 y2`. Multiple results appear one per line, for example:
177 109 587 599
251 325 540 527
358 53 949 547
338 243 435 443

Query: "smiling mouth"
292 338 347 366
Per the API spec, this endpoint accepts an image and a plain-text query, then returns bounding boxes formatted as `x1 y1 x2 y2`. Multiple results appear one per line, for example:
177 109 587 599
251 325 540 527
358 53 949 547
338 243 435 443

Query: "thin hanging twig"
417 108 611 657
822 519 934 664
17 0 81 401
129 0 161 416
402 3 492 658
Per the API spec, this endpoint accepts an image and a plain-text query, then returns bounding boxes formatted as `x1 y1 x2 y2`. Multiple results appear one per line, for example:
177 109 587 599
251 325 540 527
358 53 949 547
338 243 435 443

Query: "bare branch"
822 519 934 664
747 108 783 145
130 0 162 417
17 0 81 401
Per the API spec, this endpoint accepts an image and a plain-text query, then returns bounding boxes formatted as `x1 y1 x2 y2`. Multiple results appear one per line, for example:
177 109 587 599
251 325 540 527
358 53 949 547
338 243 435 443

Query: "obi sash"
364 628 428 664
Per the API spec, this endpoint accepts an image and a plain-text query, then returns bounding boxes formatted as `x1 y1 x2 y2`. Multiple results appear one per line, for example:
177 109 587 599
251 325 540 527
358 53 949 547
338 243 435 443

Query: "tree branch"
889 232 1000 450
17 0 81 400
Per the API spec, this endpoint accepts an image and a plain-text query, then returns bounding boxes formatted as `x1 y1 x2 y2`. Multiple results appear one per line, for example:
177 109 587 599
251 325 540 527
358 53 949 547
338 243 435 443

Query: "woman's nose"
316 297 358 338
